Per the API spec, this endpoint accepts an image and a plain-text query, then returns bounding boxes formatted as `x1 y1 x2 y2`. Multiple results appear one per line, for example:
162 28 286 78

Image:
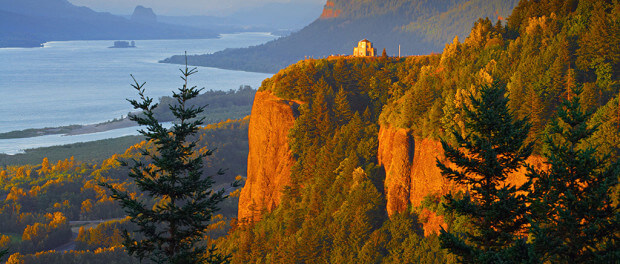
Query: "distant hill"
161 0 519 73
0 0 217 48
131 5 157 24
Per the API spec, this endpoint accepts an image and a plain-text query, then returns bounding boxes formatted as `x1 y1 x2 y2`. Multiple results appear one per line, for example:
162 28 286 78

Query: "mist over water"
0 33 276 153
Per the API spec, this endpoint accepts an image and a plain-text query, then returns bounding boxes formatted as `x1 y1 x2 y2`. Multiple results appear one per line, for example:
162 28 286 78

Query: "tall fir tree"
334 87 353 126
528 89 620 263
437 80 533 263
101 58 236 264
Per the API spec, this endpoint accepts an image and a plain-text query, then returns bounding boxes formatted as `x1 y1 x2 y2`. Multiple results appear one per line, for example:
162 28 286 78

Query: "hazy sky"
68 0 326 16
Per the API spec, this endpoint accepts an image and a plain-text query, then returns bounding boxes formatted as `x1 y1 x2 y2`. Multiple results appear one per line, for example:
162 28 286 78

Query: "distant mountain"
162 0 519 73
131 5 157 24
0 9 46 47
0 0 217 48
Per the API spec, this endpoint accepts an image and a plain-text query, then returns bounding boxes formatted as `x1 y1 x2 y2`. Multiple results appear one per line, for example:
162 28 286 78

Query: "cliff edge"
240 92 543 232
378 126 457 216
238 91 300 222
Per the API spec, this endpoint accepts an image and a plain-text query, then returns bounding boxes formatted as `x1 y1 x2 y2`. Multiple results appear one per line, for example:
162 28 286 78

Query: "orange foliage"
206 214 227 231
83 179 107 199
22 212 69 242
44 212 67 227
38 157 51 174
50 157 74 172
28 185 41 197
6 252 25 264
22 223 45 241
0 234 10 248
19 213 34 224
6 187 26 202
15 167 25 179
81 199 93 214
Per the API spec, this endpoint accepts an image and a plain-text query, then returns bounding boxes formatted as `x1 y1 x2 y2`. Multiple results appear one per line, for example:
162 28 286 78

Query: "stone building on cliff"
353 39 376 57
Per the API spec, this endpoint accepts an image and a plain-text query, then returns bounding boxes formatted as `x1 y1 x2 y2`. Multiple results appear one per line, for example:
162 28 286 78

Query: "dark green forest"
152 85 256 123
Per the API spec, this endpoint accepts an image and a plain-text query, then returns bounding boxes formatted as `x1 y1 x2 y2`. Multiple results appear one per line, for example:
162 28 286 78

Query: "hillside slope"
162 0 518 73
222 0 619 262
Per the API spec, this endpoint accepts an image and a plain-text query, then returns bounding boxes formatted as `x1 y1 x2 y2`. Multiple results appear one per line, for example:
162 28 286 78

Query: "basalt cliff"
237 91 300 222
239 93 543 232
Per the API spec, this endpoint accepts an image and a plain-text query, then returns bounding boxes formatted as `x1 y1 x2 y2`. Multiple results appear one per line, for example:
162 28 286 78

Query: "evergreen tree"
528 89 620 263
311 80 334 141
334 87 353 125
101 59 236 264
382 48 388 58
0 248 8 262
437 81 533 263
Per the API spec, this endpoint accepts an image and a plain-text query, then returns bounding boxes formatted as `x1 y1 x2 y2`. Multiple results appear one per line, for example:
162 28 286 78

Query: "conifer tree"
311 79 334 140
101 58 236 264
437 81 533 263
0 248 8 262
334 87 353 125
528 89 620 263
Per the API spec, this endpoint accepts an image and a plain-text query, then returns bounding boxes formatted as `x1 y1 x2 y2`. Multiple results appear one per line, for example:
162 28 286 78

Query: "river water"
0 33 276 154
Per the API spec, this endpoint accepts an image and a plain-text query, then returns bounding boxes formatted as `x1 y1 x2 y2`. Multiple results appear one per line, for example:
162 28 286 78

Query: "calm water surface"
0 33 277 154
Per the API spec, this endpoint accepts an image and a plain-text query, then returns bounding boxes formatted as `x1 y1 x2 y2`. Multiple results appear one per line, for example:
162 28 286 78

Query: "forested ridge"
1 0 618 262
220 0 619 262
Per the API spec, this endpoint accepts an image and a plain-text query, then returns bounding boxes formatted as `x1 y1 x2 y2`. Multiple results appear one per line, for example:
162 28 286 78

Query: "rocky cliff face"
240 93 543 231
378 125 544 234
319 1 342 19
238 91 301 222
378 126 456 216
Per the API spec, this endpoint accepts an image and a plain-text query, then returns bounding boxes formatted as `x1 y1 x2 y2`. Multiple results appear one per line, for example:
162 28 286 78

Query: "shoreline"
66 118 135 136
0 118 135 140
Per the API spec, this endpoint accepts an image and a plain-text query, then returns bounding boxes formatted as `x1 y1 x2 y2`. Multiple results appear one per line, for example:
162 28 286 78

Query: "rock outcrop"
238 91 301 222
239 92 544 231
319 1 342 19
131 5 157 24
378 125 545 235
378 126 457 216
